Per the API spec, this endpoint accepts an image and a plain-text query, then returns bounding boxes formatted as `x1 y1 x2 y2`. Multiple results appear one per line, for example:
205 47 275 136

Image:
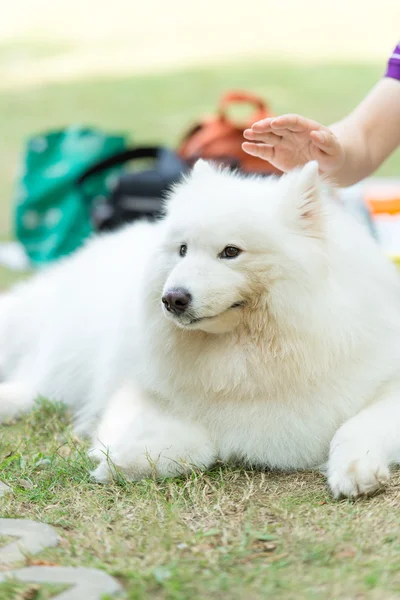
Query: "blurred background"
0 0 399 279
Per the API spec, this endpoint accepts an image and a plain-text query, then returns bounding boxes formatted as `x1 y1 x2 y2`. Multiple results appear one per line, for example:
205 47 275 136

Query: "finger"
242 142 275 160
310 130 340 156
270 114 324 133
243 129 282 146
309 145 339 170
243 128 257 139
250 117 275 133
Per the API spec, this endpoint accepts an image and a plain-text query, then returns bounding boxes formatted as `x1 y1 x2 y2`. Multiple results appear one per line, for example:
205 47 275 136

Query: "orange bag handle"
219 90 270 125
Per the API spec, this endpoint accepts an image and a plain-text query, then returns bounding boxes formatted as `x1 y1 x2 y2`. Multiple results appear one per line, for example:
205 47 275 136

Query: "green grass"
1 402 400 599
1 60 400 598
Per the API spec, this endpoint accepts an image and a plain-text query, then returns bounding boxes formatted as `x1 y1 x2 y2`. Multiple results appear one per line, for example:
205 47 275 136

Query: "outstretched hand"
243 114 345 174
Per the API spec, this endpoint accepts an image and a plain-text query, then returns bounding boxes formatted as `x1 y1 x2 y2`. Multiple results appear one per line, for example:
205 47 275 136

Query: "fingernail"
252 120 267 130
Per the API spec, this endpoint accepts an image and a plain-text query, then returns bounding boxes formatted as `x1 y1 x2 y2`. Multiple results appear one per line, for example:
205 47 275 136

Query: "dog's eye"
179 244 187 257
220 246 242 259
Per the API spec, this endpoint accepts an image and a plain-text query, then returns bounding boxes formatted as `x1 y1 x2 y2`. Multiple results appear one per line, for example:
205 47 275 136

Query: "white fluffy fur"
1 160 400 498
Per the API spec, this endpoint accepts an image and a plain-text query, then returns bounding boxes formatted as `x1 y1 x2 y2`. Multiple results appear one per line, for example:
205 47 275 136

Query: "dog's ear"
284 161 324 236
191 159 215 177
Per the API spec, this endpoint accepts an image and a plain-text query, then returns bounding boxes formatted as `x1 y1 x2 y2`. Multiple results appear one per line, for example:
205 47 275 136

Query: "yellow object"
390 254 400 268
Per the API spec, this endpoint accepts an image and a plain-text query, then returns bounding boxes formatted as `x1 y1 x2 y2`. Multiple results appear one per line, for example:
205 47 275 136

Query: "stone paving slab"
0 518 124 597
0 518 59 566
0 566 123 599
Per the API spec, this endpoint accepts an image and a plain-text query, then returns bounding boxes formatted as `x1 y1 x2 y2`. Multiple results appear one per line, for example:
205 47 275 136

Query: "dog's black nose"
162 289 192 315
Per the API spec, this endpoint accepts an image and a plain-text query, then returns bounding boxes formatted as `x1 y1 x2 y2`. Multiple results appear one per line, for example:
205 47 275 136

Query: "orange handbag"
178 90 281 175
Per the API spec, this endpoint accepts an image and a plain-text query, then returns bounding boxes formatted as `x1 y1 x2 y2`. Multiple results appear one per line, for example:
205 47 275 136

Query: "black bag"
77 146 187 231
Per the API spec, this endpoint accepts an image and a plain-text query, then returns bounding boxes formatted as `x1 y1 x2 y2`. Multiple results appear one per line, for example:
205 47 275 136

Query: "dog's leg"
328 386 400 498
0 382 36 422
89 383 216 483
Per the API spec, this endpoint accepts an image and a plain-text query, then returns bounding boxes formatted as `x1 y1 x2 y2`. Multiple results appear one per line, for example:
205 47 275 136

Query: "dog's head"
159 160 330 334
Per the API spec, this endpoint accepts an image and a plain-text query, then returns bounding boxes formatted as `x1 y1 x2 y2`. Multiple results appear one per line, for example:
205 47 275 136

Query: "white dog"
1 160 400 498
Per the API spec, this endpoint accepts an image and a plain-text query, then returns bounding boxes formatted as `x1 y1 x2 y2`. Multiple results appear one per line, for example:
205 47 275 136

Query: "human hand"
243 114 345 175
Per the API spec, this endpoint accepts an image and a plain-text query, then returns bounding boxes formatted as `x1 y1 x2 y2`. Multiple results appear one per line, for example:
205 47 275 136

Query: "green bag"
14 126 127 266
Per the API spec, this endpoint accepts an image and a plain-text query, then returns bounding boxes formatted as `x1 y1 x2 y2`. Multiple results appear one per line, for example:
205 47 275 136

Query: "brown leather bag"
178 91 281 175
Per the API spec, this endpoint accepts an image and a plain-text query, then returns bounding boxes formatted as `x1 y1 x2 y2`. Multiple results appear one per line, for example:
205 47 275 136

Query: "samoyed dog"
1 160 400 498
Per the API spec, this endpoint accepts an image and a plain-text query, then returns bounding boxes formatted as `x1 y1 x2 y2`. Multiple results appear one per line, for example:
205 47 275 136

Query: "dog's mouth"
164 301 245 327
187 301 245 324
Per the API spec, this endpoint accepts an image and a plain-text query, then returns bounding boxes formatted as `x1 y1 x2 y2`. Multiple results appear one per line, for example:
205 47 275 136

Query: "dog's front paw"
88 447 146 484
328 452 390 499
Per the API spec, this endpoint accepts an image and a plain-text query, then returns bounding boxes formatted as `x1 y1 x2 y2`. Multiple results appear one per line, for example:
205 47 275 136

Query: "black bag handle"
77 146 161 186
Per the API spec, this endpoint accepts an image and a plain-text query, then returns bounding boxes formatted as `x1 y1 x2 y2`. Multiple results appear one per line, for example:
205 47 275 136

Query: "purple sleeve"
385 43 400 81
